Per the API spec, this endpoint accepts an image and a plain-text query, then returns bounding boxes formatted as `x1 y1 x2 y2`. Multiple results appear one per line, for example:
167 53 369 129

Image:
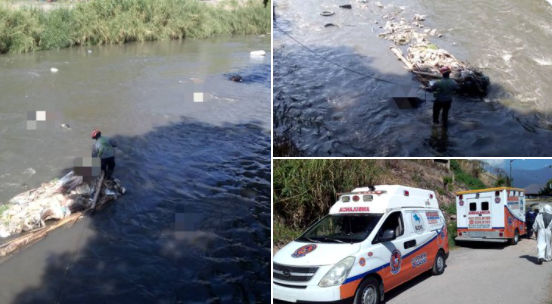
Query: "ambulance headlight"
318 256 355 287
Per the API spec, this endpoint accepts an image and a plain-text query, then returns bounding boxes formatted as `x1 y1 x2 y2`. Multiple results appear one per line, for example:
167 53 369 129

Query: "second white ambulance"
455 187 526 244
273 185 449 304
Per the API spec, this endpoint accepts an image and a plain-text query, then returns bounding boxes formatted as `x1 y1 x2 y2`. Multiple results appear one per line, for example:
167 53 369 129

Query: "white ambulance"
273 185 449 304
455 187 526 244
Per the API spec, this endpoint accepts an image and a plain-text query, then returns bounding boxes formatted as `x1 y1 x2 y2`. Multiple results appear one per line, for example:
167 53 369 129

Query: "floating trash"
250 50 266 57
50 68 58 73
339 4 352 9
320 11 335 16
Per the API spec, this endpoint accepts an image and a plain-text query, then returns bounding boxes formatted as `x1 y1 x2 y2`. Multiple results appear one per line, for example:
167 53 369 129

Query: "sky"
479 159 552 172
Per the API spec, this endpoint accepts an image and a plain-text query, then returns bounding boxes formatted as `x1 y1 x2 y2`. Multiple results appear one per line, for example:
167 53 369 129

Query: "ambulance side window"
481 202 489 211
469 203 477 211
374 211 404 243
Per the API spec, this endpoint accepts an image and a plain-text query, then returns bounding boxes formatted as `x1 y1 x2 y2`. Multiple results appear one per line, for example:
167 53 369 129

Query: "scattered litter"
324 23 339 28
250 50 266 57
413 14 426 21
375 2 384 8
320 11 335 16
61 123 71 130
380 17 490 97
50 68 58 73
87 50 92 54
339 4 352 9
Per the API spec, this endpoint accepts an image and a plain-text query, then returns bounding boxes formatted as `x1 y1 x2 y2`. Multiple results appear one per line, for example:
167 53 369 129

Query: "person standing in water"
91 129 118 180
423 66 460 127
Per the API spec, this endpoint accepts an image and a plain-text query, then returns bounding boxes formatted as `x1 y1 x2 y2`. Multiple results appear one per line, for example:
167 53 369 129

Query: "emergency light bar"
337 190 387 201
337 191 388 196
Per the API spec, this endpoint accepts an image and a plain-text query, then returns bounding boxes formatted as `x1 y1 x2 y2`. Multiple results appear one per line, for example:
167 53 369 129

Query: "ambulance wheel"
432 251 445 275
510 229 519 245
354 277 381 304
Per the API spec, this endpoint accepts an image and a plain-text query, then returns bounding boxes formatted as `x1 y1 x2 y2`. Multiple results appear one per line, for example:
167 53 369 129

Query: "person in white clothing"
533 204 552 264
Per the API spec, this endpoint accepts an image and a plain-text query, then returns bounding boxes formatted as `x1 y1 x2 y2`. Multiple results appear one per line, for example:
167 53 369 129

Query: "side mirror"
380 229 396 242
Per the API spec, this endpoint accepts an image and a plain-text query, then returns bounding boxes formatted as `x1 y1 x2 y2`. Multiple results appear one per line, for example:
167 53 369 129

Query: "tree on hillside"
490 167 511 187
538 179 552 195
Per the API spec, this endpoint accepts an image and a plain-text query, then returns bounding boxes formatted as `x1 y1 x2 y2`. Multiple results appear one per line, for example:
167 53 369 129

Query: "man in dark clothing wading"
423 66 459 127
91 129 117 180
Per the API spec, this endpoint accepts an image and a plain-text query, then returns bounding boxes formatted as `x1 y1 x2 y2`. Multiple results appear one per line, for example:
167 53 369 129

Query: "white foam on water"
534 57 552 66
22 168 36 177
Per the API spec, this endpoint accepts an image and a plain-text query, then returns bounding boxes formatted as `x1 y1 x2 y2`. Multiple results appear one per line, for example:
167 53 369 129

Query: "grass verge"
273 221 301 247
0 0 270 54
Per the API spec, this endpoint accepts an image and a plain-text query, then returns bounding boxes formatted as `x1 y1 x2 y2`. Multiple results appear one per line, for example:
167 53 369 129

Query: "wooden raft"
0 172 107 258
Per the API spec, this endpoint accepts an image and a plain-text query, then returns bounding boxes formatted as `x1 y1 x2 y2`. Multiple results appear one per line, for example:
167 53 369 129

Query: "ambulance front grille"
273 263 319 282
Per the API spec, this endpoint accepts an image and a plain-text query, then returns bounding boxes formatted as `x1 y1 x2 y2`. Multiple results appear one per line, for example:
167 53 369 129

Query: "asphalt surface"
385 237 552 304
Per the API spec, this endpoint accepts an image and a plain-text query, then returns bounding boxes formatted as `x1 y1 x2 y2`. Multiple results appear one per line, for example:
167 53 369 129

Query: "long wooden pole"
389 46 414 70
90 171 105 211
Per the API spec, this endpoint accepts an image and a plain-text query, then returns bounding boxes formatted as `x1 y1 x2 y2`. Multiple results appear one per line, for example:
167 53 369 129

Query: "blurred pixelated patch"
26 110 64 130
73 157 101 177
180 80 211 103
389 85 425 109
175 212 203 231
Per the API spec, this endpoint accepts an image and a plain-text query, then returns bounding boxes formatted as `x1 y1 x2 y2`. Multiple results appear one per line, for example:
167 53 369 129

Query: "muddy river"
0 36 271 303
274 0 552 156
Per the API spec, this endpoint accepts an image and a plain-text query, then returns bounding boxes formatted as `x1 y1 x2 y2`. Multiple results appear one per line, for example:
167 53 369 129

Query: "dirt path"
386 238 552 304
273 239 552 304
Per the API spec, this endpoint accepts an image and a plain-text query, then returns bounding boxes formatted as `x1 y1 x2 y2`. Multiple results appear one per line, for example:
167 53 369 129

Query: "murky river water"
274 0 552 156
0 37 271 303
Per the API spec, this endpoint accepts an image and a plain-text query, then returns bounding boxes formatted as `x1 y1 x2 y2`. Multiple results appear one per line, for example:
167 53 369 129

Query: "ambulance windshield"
297 214 383 243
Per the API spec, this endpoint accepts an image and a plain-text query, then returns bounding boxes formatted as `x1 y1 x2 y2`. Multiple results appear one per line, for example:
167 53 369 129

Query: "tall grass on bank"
0 0 270 54
273 159 383 231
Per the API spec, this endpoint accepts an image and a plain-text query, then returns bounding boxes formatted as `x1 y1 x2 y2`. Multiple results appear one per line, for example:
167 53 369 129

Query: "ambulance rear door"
467 194 492 237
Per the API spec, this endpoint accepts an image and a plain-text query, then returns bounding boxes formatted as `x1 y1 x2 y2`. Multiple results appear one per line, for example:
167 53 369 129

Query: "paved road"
386 237 552 304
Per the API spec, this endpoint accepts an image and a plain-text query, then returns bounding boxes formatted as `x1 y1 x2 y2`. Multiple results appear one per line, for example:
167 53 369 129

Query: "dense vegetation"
273 159 491 247
0 0 270 54
450 159 487 190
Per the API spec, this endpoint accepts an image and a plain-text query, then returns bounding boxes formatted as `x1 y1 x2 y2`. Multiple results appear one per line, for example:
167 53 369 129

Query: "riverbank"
0 0 270 54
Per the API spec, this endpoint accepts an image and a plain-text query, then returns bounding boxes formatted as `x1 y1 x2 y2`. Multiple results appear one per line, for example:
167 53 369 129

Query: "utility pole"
509 160 515 187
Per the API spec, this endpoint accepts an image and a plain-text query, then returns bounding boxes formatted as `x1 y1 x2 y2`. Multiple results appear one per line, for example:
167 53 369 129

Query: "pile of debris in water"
379 14 490 97
0 171 125 239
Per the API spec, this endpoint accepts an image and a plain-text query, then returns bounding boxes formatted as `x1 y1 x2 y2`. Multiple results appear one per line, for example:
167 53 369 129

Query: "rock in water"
230 75 243 82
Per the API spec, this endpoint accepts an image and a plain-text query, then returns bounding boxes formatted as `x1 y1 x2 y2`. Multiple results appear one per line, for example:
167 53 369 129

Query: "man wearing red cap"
424 66 459 127
91 129 118 179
